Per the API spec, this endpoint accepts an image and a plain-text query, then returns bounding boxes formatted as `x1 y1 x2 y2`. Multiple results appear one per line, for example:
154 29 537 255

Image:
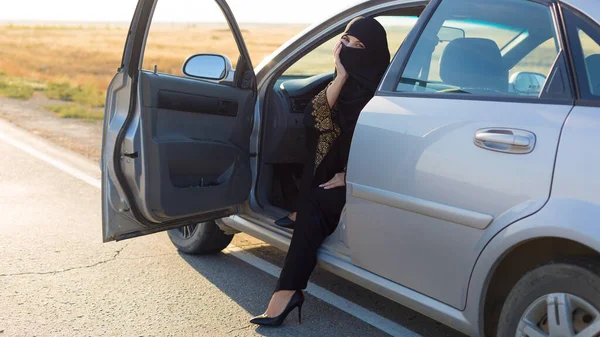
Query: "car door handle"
475 132 530 146
474 128 536 154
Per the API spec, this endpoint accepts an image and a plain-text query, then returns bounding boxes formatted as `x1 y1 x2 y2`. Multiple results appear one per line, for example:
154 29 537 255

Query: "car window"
283 35 339 77
396 0 559 98
579 30 600 61
510 38 557 80
141 0 240 77
563 7 600 100
578 30 600 96
283 15 418 77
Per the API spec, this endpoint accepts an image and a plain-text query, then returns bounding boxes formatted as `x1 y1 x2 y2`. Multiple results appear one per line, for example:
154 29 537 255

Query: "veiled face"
341 34 365 49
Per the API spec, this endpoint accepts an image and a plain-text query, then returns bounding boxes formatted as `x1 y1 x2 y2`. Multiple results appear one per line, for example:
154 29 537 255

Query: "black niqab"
340 17 390 92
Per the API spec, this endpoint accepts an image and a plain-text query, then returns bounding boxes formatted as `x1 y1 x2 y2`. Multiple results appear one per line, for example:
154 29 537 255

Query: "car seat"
440 38 508 94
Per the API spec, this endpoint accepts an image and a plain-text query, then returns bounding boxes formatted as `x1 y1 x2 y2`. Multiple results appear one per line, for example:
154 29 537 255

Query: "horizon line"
0 19 314 25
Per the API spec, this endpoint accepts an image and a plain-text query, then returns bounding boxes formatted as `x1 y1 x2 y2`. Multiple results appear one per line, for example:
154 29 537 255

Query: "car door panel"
134 72 253 220
345 96 572 309
102 0 256 242
343 0 574 310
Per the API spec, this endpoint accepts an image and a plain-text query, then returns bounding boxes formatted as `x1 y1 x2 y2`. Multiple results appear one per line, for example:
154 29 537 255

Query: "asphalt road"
0 119 467 337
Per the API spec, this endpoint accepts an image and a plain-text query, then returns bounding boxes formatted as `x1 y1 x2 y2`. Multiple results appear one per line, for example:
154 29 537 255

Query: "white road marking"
0 131 101 189
0 129 421 337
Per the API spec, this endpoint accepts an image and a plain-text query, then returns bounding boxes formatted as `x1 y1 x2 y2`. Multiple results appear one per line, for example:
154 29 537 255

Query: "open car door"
101 0 256 242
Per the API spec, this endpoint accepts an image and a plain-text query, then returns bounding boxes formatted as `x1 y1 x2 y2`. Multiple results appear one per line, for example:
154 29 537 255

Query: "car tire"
167 221 234 255
497 258 600 337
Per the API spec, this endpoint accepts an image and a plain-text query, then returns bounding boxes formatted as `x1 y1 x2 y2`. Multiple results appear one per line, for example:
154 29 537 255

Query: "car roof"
349 0 600 28
561 0 599 25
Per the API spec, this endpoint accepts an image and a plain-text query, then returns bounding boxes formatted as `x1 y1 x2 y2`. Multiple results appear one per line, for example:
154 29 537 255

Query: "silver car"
101 0 600 336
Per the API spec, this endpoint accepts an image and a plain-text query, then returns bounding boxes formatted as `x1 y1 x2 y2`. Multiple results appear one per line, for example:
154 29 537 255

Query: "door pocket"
162 141 242 189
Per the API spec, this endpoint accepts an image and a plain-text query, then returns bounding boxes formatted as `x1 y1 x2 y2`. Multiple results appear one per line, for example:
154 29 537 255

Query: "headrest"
440 38 507 93
585 54 600 95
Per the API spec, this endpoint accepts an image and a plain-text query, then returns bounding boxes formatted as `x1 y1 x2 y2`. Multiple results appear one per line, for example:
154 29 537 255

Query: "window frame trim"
378 0 575 105
274 2 429 80
559 3 600 106
138 0 254 89
379 0 442 91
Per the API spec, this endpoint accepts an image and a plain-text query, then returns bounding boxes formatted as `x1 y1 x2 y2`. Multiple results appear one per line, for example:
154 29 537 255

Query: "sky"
0 0 366 24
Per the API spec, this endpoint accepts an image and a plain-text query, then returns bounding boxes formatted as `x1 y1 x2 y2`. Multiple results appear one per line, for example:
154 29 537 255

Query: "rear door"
101 0 256 242
344 0 574 309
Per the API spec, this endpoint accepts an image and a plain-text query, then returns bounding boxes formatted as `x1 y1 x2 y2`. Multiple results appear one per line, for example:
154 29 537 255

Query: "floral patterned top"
310 84 345 173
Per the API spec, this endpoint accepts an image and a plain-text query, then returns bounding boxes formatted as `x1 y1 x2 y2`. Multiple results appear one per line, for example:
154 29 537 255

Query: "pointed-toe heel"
274 216 295 229
250 290 304 327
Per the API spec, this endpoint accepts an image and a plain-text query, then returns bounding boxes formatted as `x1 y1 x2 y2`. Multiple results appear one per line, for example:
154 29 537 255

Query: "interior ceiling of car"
380 6 425 18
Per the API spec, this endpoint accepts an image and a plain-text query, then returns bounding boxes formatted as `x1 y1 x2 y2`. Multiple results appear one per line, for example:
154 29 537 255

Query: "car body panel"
102 0 154 242
465 200 600 337
463 97 600 337
345 95 572 309
551 106 600 202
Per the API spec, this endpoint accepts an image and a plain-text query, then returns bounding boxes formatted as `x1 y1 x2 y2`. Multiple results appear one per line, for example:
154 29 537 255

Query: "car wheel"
497 258 600 337
167 220 234 255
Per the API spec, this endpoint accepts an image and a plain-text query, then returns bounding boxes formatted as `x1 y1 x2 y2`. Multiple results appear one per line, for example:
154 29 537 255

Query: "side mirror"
182 54 232 80
511 71 547 96
438 26 465 42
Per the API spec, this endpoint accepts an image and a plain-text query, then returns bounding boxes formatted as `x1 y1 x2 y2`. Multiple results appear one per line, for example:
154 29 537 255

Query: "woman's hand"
333 40 348 81
320 172 346 189
326 41 349 107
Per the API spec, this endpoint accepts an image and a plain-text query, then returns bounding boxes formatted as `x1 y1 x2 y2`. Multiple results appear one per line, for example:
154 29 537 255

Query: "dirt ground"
0 93 103 161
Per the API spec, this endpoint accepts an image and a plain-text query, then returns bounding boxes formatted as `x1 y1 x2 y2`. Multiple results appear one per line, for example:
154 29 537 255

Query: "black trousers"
275 185 346 291
275 129 347 291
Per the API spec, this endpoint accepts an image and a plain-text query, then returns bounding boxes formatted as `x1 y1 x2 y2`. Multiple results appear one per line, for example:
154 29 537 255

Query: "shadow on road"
177 248 392 337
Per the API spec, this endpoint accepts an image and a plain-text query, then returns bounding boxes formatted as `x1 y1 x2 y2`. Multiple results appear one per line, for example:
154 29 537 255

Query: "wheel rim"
177 224 198 239
517 293 600 337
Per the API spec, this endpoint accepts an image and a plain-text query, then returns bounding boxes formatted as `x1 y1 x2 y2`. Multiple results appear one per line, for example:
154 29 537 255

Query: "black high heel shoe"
274 215 295 229
250 290 304 326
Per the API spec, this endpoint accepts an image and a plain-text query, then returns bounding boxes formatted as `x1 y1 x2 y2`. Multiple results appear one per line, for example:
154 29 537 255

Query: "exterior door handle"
474 128 536 154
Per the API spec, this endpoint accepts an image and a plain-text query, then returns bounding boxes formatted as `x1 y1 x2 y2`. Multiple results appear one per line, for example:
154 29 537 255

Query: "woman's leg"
264 186 346 316
277 210 329 291
264 208 327 316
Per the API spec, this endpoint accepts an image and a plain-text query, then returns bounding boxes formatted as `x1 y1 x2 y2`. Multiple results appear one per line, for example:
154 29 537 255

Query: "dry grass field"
0 23 307 115
0 23 310 88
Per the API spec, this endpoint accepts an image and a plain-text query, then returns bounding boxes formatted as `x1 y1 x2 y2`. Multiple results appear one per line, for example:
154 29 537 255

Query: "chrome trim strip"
350 183 494 229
